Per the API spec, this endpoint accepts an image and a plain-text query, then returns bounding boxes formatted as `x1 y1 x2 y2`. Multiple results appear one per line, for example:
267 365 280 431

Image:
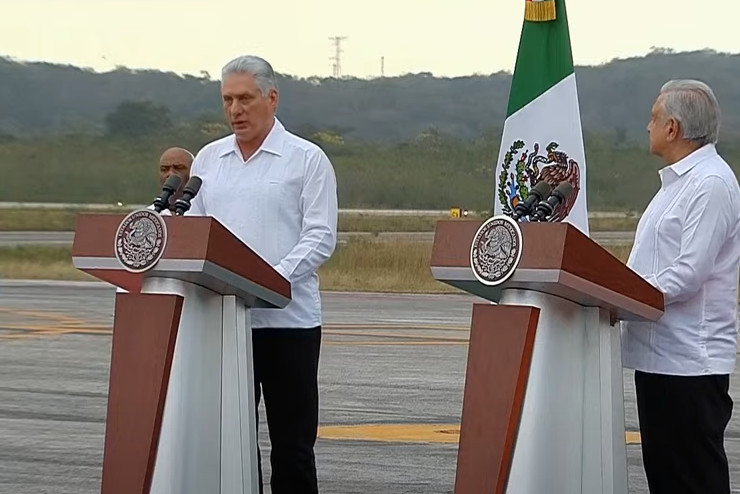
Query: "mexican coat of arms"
498 140 581 222
470 215 523 286
114 209 167 273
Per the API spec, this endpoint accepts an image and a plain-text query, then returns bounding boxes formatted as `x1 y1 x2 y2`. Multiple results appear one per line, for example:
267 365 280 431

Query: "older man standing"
188 55 337 494
622 80 740 493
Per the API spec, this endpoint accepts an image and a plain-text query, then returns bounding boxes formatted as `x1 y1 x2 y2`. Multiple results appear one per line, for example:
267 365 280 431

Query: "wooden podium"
72 213 290 494
431 220 664 494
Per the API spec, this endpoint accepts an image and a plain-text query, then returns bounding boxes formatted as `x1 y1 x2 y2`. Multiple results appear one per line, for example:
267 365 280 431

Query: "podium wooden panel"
72 213 289 306
431 220 664 494
453 305 540 494
72 213 290 494
101 293 183 494
431 221 663 322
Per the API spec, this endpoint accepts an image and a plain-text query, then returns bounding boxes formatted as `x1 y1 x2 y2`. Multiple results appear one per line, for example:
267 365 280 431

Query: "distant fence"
0 202 638 218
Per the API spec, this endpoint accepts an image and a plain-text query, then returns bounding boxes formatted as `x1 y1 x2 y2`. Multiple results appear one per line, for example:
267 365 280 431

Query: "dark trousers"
635 370 733 494
253 326 322 494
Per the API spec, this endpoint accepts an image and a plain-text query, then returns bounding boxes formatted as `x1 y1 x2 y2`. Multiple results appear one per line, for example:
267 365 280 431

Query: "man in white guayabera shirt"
622 79 740 494
188 55 337 494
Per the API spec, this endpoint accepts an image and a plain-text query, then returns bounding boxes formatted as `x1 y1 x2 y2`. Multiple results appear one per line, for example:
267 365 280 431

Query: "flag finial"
525 0 557 22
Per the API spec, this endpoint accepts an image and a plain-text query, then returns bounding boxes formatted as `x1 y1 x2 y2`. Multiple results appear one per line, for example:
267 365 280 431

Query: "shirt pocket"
267 175 303 218
653 183 691 271
654 211 682 270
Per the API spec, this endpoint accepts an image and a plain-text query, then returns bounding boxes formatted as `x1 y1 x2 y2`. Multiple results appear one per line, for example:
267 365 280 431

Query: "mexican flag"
493 0 590 236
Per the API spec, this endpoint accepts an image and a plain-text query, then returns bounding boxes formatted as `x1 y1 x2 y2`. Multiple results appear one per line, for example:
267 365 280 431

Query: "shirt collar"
218 117 285 160
659 143 717 185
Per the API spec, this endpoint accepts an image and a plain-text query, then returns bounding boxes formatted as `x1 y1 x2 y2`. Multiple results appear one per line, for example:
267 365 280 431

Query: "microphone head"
162 174 183 193
531 180 553 200
511 180 553 221
182 176 202 196
552 181 574 200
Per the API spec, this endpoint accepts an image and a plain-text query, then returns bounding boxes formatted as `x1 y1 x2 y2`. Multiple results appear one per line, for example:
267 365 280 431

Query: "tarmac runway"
1 281 740 493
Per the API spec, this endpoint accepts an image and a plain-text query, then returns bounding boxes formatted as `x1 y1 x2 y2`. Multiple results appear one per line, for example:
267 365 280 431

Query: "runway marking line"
0 308 471 345
325 330 468 342
0 307 95 340
324 341 468 346
318 424 643 445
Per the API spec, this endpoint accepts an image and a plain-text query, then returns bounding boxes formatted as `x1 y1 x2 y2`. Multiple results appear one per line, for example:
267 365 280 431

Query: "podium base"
501 289 627 494
453 289 627 494
142 278 259 494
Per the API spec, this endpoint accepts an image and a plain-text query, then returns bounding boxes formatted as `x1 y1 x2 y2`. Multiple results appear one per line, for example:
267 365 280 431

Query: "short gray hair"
659 79 721 146
221 55 278 97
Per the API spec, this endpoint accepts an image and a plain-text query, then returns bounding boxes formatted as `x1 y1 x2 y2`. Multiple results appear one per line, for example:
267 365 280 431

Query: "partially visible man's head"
159 147 193 197
220 55 279 149
647 79 721 161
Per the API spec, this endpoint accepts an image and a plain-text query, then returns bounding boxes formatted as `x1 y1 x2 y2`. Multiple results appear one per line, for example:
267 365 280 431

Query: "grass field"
0 241 635 293
0 208 640 232
0 209 84 231
0 207 640 292
0 246 90 281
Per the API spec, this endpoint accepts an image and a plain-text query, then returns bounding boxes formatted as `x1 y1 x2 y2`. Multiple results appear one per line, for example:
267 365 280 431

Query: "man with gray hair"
622 79 740 493
188 55 338 493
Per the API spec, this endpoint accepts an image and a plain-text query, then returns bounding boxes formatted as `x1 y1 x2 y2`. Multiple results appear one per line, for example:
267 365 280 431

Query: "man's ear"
666 117 681 143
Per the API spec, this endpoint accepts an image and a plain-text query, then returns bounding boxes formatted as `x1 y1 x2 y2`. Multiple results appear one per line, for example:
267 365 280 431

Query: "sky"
2 0 739 79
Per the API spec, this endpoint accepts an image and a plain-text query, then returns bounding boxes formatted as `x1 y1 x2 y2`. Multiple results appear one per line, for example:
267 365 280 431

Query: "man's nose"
229 102 244 117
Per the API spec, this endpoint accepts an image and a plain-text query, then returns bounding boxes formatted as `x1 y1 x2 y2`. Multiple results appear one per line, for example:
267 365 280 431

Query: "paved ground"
1 281 739 493
0 230 636 247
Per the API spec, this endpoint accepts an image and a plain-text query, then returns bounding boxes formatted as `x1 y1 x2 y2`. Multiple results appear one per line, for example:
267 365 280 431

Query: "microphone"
152 174 183 213
511 180 552 221
173 176 203 216
530 181 574 222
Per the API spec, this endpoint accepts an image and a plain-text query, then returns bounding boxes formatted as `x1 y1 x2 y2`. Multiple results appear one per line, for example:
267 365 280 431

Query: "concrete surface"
1 282 739 493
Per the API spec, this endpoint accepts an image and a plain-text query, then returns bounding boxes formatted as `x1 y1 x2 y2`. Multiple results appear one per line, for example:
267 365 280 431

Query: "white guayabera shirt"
187 118 338 329
621 144 740 376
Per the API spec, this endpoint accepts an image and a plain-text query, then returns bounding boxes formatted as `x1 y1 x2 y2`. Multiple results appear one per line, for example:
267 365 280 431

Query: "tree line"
1 48 739 143
1 48 739 211
1 121 738 212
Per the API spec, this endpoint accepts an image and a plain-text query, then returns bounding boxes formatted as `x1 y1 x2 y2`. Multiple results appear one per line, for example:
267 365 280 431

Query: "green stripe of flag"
506 0 576 117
